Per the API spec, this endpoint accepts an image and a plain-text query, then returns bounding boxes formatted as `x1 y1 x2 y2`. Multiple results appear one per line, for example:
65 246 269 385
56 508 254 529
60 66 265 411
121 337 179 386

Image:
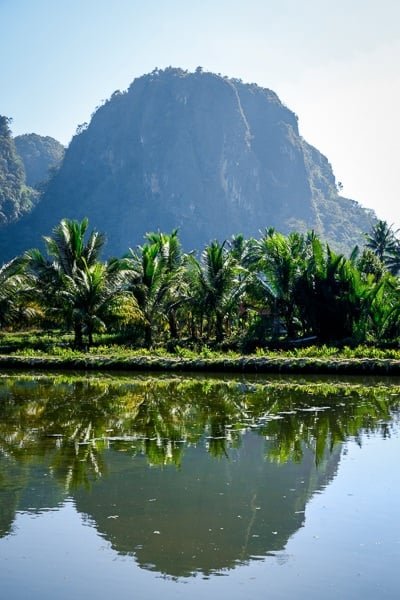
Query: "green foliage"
1 374 399 479
184 240 245 342
25 218 139 347
294 241 368 342
249 229 308 338
14 133 64 188
126 229 183 346
0 116 37 224
365 220 400 274
0 257 39 328
357 248 386 280
1 218 400 353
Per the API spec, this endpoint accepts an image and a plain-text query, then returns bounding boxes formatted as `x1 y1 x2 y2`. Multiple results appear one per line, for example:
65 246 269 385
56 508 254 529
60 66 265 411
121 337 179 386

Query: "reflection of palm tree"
50 441 107 492
0 376 399 484
263 385 398 465
2 375 400 581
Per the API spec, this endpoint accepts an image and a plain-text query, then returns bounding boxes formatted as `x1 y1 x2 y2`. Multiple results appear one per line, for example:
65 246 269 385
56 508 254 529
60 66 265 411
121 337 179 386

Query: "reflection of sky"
2 0 400 226
0 376 399 595
1 434 398 599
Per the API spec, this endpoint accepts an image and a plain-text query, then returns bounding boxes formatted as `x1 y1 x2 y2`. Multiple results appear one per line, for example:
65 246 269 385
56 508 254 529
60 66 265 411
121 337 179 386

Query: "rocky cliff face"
0 116 37 226
0 69 375 260
14 133 64 188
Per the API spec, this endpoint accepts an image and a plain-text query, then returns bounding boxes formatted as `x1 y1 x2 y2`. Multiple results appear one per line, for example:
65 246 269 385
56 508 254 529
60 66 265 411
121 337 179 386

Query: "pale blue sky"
2 0 400 225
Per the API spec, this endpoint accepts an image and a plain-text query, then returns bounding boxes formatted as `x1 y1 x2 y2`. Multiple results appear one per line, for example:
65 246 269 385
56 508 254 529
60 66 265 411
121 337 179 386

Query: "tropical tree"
0 257 36 328
365 220 399 274
295 237 379 342
147 229 185 339
357 248 386 281
126 230 184 346
184 240 245 342
247 230 308 338
61 259 140 346
42 217 105 274
25 218 133 347
372 275 400 341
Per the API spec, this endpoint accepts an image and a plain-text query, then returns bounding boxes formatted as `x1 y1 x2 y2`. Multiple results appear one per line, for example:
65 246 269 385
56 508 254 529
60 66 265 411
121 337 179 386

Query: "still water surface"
0 373 399 599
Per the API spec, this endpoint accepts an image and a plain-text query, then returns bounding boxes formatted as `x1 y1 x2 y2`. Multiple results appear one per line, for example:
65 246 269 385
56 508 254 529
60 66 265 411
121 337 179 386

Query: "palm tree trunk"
74 322 83 349
271 300 280 340
190 313 197 339
216 311 224 343
285 303 297 339
144 323 152 348
199 311 204 338
168 310 178 339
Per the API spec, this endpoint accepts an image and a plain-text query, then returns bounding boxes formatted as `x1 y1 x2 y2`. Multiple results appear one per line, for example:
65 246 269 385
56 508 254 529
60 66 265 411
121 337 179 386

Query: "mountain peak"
0 70 375 260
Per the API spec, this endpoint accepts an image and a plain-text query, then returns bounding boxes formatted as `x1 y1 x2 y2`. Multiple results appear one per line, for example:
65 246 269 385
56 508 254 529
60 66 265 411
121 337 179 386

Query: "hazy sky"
2 0 400 226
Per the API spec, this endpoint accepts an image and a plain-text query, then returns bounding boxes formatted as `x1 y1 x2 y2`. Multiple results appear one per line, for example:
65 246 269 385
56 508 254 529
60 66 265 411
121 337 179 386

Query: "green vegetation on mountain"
0 68 375 262
14 133 64 188
0 116 37 225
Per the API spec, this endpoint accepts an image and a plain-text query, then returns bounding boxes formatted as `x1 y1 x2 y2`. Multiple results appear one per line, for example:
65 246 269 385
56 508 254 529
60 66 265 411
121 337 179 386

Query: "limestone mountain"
0 69 375 260
0 116 37 226
14 133 64 188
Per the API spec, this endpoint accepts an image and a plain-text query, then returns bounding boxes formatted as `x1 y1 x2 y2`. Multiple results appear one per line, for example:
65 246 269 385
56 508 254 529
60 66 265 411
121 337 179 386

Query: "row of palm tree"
1 217 400 349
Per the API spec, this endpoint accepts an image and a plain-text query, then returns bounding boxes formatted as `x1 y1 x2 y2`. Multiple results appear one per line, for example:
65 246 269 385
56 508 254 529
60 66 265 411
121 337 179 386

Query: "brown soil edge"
1 355 400 375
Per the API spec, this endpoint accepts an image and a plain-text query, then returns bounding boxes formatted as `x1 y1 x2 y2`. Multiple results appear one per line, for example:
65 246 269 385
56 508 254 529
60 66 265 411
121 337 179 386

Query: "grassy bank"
1 332 400 375
1 352 400 375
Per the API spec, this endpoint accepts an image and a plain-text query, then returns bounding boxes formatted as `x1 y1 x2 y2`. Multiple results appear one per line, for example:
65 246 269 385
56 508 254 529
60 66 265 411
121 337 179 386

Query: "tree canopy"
1 217 399 350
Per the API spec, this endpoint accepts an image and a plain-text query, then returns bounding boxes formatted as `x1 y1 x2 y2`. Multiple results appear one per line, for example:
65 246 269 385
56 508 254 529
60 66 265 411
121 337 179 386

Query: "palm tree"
146 229 185 340
374 275 400 341
0 255 43 329
365 220 399 274
248 230 308 339
42 217 105 275
184 240 244 342
0 257 31 327
25 218 130 347
126 231 183 346
61 259 140 346
295 238 377 343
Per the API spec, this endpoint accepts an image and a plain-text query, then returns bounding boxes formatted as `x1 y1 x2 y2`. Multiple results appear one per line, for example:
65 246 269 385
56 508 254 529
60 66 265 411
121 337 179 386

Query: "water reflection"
0 374 399 577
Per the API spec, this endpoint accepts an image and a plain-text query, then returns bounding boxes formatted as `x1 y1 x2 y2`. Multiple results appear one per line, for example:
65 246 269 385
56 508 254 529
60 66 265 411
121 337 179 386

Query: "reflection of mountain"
0 455 65 536
0 374 399 578
74 435 341 577
0 458 21 537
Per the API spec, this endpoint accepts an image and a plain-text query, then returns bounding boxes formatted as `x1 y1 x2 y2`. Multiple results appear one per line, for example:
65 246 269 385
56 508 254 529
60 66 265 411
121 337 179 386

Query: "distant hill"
14 133 64 188
0 116 37 226
0 69 375 260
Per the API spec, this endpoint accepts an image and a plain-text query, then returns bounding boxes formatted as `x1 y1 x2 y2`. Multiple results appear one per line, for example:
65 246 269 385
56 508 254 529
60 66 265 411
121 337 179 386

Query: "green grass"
1 331 400 362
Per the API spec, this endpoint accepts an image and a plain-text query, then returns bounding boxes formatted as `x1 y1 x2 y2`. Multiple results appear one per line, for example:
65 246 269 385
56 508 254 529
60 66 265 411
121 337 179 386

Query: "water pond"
0 372 399 599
